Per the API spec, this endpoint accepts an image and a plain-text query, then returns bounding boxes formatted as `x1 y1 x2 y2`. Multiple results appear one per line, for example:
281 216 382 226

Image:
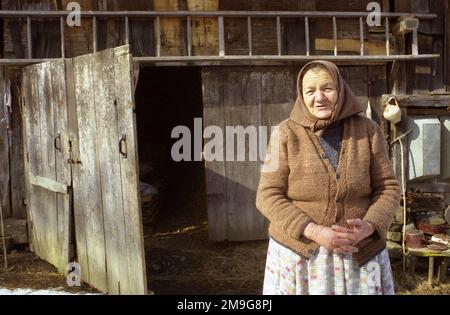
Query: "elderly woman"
256 60 401 295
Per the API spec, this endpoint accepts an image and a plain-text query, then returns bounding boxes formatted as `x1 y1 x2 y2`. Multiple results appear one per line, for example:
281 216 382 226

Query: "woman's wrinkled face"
302 68 338 120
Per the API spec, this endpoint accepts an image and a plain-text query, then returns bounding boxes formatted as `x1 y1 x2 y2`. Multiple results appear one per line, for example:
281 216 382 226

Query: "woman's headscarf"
289 60 365 134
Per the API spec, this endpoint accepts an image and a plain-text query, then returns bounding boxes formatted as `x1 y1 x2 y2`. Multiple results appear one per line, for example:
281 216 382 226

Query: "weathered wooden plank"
9 71 27 219
153 0 186 56
258 68 298 238
97 0 155 57
1 0 59 59
317 0 383 11
93 48 129 294
65 57 90 283
430 37 445 93
367 66 386 125
223 70 266 241
60 0 98 58
202 70 228 241
340 66 369 107
395 0 411 12
0 66 11 218
282 0 316 55
20 65 37 253
72 53 108 292
29 173 68 194
188 0 219 56
38 61 59 268
381 94 450 107
50 59 72 273
22 63 61 272
261 68 296 127
114 45 148 294
407 34 433 94
28 64 47 260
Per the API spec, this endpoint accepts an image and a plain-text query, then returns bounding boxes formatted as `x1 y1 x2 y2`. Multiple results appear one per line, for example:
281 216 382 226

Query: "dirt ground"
1 198 449 294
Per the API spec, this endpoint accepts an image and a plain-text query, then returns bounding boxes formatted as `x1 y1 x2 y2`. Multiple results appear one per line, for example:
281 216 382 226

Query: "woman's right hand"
304 222 359 255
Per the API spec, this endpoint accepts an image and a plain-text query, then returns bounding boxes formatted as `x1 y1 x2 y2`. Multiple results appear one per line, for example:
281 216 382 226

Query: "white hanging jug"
383 96 401 124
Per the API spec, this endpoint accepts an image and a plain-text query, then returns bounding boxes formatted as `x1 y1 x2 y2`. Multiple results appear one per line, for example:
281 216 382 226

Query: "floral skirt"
263 238 395 295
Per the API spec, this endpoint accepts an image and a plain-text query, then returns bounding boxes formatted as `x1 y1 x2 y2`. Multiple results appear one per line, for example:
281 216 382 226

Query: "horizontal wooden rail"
29 173 69 194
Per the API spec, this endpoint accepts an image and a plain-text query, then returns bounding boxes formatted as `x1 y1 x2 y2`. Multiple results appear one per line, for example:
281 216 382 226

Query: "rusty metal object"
406 229 425 248
416 216 449 235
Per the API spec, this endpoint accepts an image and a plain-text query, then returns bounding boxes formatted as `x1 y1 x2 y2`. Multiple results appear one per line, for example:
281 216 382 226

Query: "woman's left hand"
331 219 375 246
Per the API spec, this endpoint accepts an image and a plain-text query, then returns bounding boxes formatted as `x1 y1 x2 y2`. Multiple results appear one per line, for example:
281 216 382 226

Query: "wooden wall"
204 65 387 241
0 66 26 220
391 0 447 94
0 66 10 218
1 0 402 58
1 0 219 58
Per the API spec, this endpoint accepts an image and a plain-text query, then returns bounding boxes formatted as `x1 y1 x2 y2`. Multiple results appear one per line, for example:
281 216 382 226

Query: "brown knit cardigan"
255 61 401 267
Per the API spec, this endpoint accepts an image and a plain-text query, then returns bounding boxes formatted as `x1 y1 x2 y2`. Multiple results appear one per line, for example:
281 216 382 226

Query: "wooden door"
21 59 72 274
21 45 147 295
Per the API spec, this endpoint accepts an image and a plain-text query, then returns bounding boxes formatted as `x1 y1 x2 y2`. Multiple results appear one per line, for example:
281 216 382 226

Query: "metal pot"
405 229 424 248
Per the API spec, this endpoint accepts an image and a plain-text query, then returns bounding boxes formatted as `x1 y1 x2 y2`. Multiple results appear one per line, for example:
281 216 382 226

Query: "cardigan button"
336 173 340 180
307 249 314 255
321 153 327 159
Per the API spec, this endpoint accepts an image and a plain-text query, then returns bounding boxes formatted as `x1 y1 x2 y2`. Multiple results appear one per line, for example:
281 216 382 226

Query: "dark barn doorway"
135 66 207 233
134 67 210 292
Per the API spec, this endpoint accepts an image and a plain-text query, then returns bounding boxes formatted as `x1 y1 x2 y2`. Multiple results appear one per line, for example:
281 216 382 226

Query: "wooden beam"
381 94 450 107
29 173 69 194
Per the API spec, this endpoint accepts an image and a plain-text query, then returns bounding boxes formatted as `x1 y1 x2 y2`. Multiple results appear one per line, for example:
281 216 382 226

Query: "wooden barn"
0 0 449 294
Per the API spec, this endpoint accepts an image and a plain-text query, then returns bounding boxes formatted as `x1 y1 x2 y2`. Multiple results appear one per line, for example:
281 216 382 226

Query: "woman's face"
302 68 338 120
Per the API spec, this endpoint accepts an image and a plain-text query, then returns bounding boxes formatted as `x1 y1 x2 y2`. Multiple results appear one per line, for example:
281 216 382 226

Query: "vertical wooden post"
428 256 435 287
27 17 32 59
125 16 130 45
93 16 98 53
156 16 161 57
186 16 192 56
385 17 390 56
360 17 364 56
305 17 310 56
218 16 225 57
276 16 281 56
333 16 337 56
247 17 252 56
412 28 419 55
437 257 448 284
60 16 65 58
0 66 11 219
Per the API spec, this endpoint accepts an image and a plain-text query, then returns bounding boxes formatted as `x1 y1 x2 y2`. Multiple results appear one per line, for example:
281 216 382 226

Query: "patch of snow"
0 287 99 295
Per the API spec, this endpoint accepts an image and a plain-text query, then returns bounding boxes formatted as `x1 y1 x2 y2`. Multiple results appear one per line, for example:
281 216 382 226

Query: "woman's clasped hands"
304 219 375 255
